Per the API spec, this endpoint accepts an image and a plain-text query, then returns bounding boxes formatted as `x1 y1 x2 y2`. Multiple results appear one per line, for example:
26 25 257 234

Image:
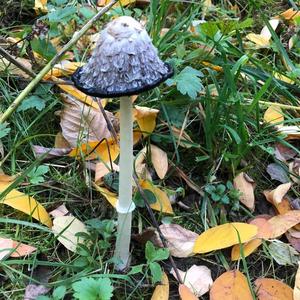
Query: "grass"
0 0 300 299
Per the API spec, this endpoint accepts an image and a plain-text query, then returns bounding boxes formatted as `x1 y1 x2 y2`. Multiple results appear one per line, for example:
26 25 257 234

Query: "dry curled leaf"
151 224 198 258
210 270 252 300
60 94 114 148
233 172 255 210
255 278 293 300
171 265 212 297
193 223 258 254
264 182 292 204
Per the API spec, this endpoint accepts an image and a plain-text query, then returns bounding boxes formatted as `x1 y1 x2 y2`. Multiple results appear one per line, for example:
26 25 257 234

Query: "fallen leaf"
294 262 300 300
93 184 117 207
233 172 255 210
264 182 292 204
277 8 300 21
60 94 114 148
256 210 300 239
178 284 199 300
133 106 159 136
289 160 300 184
268 239 298 266
171 265 212 297
97 0 135 7
255 278 293 300
150 145 168 179
266 163 289 183
260 19 280 41
44 60 83 80
151 224 198 257
193 223 258 254
52 216 88 252
54 132 70 148
140 180 173 214
151 272 169 300
264 105 284 126
210 270 253 300
286 230 300 252
32 145 71 159
0 182 52 227
275 143 297 162
0 238 36 260
24 284 50 300
95 162 119 184
69 138 120 161
0 57 33 78
49 204 70 218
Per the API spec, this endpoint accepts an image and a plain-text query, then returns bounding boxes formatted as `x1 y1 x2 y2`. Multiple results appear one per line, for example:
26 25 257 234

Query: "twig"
0 0 118 124
258 100 300 111
0 46 36 78
132 174 183 284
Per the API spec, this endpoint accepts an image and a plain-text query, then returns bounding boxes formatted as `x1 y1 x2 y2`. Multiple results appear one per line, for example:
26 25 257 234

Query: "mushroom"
72 16 173 270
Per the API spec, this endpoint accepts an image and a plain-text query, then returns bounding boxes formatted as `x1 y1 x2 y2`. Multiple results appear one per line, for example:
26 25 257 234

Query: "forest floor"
0 0 300 299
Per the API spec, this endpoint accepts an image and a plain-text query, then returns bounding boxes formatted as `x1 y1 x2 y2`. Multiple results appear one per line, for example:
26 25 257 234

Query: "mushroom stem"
115 96 135 270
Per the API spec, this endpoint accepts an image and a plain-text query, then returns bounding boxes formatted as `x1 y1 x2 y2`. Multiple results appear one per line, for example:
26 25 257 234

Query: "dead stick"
0 46 36 78
0 0 118 124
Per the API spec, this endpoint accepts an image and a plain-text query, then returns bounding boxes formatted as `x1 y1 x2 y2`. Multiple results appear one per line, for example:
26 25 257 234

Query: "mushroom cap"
72 16 173 98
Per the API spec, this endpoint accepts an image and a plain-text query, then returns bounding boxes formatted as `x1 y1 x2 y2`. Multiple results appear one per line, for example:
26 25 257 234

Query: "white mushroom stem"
115 96 135 270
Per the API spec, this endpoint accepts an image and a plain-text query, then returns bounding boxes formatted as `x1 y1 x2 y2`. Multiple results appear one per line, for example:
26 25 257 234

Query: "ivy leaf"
72 277 113 300
17 96 46 112
166 66 203 99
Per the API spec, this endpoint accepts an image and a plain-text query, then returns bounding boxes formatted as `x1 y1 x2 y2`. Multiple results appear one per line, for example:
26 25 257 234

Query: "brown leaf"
294 262 300 300
54 131 70 148
49 204 70 218
256 210 300 239
32 145 71 159
255 278 293 300
150 145 168 179
264 182 292 204
179 284 199 300
233 172 255 210
171 265 212 297
151 224 198 258
0 238 36 259
210 270 253 300
60 94 115 147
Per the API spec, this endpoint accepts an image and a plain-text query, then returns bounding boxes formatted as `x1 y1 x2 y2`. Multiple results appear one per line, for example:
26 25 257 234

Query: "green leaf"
17 96 46 112
145 241 169 263
166 66 203 99
133 189 156 207
31 38 57 61
27 165 49 184
53 286 66 299
72 277 113 300
149 262 163 284
0 122 11 139
128 264 144 275
48 6 77 23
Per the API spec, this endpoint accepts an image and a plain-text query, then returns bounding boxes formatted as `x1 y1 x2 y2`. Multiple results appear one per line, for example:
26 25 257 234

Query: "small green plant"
205 181 240 211
27 165 49 184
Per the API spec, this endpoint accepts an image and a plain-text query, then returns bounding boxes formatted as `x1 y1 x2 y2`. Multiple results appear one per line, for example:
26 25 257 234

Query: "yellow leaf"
193 223 258 254
150 145 168 180
69 138 120 161
93 184 118 207
277 8 300 21
0 182 52 227
273 72 295 84
52 216 88 252
246 33 270 47
58 84 107 109
210 270 253 300
133 106 159 136
151 272 169 300
201 61 223 72
294 262 300 300
231 239 262 261
43 61 83 80
255 278 293 300
34 0 48 13
140 180 173 214
263 105 284 125
97 0 135 6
